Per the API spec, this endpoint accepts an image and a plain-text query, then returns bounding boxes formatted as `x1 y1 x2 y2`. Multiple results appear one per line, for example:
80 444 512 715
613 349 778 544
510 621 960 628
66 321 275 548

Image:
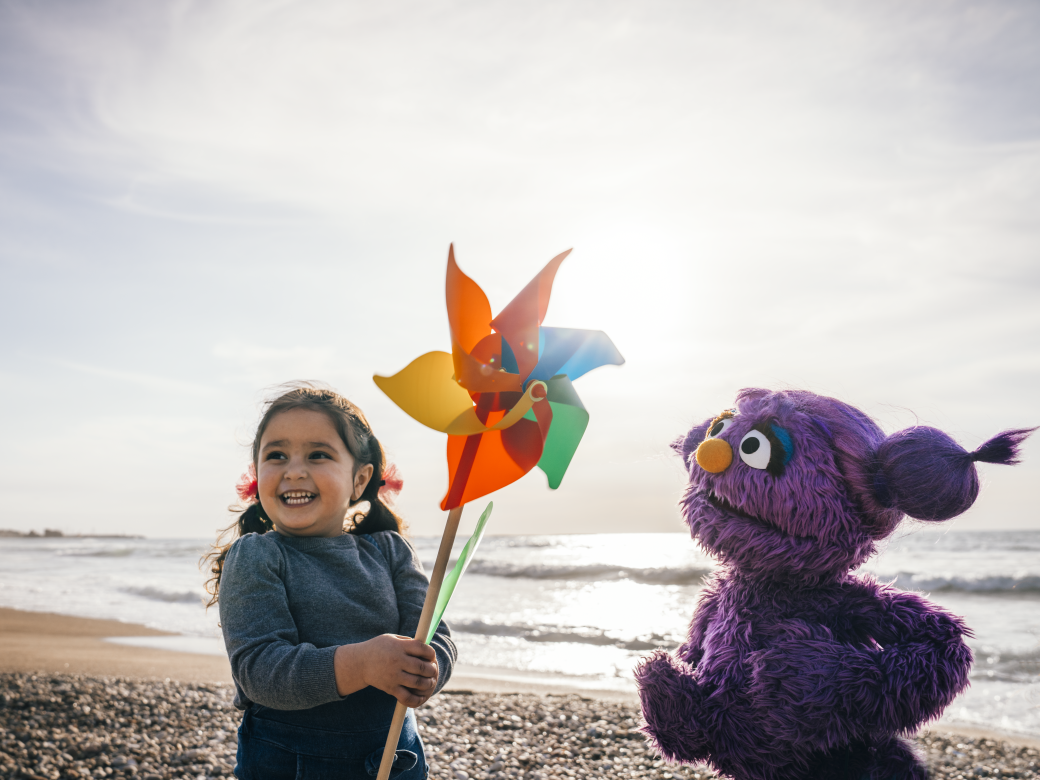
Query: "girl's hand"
334 634 439 707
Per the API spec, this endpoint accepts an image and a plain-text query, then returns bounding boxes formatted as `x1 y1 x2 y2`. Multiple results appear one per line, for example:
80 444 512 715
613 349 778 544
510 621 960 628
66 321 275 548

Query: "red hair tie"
236 464 259 503
378 463 404 502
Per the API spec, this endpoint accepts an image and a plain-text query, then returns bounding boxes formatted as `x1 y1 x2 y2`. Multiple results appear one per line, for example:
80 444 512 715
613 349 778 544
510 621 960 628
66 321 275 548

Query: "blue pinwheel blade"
527 327 624 385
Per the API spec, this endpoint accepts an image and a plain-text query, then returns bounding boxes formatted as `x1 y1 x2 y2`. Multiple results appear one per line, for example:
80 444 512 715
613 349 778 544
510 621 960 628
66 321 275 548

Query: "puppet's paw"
749 640 883 750
866 736 929 780
635 651 708 762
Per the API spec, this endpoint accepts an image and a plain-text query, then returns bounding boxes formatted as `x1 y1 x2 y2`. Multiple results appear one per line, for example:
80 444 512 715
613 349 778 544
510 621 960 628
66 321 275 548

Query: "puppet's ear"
670 435 686 456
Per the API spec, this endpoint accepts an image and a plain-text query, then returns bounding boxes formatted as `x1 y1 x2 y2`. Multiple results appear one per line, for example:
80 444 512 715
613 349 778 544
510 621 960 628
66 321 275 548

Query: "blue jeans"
235 690 428 780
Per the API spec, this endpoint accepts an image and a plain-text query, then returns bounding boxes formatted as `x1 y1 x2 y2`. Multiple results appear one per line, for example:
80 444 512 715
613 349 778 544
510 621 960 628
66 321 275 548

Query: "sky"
1 0 1038 539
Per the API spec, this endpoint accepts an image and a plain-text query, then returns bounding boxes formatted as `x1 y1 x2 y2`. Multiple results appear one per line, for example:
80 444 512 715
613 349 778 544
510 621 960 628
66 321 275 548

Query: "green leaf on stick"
426 501 493 644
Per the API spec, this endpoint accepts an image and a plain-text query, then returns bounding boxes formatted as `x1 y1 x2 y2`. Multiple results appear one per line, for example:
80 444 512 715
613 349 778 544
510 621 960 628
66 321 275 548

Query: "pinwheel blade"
447 248 524 393
426 502 494 644
446 244 493 355
490 249 571 382
373 351 476 433
527 327 625 385
441 400 553 510
536 376 590 489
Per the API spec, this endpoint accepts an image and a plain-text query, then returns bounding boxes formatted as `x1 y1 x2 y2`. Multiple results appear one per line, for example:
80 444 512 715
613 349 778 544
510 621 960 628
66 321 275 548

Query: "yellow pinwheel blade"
374 351 475 433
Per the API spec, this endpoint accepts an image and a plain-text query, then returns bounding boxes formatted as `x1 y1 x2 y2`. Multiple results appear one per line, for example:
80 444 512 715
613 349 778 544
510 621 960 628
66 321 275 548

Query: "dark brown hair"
202 382 405 607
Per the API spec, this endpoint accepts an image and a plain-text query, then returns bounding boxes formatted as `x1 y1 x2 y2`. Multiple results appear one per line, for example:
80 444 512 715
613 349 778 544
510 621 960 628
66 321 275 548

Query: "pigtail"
873 426 1035 522
349 433 407 536
201 491 274 609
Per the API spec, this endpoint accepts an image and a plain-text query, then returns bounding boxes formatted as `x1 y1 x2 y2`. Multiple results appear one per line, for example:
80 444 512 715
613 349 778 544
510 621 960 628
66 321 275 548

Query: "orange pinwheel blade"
446 244 492 354
440 399 553 510
447 246 524 393
490 249 571 382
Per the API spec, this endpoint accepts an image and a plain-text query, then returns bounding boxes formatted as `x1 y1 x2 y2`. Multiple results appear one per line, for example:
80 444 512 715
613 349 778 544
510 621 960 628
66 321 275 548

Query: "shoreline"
2 605 1038 754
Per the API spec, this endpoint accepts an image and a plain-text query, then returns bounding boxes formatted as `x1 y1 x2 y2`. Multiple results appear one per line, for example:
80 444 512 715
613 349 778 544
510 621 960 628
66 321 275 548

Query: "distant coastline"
0 529 144 539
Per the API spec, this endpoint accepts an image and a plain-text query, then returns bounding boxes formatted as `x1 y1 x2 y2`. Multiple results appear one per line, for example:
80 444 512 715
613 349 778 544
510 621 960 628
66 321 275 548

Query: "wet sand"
0 607 233 684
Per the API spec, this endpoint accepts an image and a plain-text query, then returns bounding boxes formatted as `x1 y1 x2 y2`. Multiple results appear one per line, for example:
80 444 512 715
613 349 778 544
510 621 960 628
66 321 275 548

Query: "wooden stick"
376 504 464 780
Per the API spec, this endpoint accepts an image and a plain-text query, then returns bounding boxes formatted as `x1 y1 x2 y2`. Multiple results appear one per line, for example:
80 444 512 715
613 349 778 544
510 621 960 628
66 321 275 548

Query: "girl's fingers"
405 641 437 661
394 686 428 708
405 657 438 679
401 671 436 691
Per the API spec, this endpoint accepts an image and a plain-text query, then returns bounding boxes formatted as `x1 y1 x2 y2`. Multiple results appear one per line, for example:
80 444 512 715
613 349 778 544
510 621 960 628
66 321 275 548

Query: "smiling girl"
203 384 454 780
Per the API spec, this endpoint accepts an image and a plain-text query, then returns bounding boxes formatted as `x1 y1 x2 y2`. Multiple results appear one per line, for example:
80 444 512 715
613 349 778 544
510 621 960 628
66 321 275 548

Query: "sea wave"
450 620 678 651
464 561 715 585
121 586 203 604
61 547 136 558
880 572 1040 594
971 648 1040 684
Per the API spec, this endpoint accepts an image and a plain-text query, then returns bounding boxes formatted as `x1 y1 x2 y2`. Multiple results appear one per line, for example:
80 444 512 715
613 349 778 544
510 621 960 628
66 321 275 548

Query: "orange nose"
695 438 733 473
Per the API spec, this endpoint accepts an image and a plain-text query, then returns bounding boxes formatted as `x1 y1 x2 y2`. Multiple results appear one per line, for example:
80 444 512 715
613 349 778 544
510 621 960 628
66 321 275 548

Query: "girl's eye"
739 430 772 470
707 418 734 438
310 451 332 460
265 451 287 461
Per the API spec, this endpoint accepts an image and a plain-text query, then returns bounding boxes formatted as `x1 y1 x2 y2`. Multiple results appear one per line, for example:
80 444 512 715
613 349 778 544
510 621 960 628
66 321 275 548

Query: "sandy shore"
0 608 233 684
1 608 1038 779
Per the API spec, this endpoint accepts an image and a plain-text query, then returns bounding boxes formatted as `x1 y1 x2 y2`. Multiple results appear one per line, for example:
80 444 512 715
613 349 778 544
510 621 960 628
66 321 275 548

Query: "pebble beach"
1 673 1038 780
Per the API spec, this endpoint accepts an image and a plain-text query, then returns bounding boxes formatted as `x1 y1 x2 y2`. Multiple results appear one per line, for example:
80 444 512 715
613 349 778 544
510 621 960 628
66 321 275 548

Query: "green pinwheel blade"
536 376 590 489
426 501 493 644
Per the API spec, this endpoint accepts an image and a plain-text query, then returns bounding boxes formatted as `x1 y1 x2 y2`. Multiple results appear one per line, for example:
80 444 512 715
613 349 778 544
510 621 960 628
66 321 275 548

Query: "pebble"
1 673 1037 779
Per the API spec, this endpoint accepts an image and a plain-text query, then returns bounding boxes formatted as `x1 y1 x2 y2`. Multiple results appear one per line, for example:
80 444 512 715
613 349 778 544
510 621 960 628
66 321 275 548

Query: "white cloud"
1 0 1038 534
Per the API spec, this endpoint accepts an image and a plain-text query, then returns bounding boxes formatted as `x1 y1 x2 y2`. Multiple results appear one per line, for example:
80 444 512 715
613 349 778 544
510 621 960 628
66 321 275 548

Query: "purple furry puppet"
636 388 1034 780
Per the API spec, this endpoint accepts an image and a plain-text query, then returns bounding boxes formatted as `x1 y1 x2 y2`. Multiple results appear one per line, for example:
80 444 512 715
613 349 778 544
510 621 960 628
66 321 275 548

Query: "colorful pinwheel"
371 245 622 779
374 245 624 508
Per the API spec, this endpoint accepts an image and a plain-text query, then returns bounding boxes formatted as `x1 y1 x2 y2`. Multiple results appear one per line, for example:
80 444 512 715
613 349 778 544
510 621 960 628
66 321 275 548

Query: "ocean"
1 529 1037 738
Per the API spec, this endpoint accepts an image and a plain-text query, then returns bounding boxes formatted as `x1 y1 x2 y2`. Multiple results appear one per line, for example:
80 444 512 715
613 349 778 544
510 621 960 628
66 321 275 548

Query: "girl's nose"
285 457 309 477
695 438 732 473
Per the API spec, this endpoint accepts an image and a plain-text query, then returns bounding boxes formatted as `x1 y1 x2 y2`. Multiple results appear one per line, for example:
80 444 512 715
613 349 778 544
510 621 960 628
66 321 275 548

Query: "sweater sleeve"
219 534 341 710
379 532 458 694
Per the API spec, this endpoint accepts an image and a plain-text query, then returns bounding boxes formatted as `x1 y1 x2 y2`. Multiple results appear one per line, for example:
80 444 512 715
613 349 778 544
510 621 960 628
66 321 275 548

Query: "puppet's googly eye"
739 430 772 470
707 418 734 438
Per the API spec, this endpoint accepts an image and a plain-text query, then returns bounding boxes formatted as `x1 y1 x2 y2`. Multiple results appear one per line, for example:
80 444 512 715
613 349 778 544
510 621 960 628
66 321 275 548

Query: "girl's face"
257 408 373 538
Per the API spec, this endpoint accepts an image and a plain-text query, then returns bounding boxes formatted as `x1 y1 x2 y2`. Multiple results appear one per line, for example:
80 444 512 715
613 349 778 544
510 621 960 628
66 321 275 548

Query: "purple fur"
875 426 1036 522
971 427 1036 465
638 389 1033 780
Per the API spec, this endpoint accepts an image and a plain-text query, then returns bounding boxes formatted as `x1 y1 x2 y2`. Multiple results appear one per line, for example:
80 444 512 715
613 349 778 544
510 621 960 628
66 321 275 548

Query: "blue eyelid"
771 425 794 465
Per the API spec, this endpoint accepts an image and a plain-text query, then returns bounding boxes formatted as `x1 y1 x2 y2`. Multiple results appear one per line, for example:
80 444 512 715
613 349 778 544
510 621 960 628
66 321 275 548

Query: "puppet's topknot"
873 426 1036 522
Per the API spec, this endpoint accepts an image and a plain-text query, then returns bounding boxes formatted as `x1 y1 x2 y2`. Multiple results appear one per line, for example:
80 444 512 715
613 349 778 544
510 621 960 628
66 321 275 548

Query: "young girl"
204 384 455 780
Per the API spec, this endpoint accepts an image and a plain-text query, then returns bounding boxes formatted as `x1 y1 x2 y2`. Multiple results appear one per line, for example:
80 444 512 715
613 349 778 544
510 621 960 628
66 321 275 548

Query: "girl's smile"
280 491 317 506
257 408 373 537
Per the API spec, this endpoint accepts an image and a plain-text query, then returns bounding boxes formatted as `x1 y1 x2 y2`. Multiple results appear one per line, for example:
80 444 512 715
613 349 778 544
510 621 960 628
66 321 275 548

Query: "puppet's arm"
635 581 721 763
748 578 972 750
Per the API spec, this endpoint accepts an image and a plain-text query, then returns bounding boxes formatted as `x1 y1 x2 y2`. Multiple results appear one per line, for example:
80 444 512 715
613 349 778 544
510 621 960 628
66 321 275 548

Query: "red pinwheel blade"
440 399 553 510
490 249 571 382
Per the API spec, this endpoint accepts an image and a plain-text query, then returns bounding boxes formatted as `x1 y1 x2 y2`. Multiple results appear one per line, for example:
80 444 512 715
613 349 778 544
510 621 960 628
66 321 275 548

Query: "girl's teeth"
282 492 315 506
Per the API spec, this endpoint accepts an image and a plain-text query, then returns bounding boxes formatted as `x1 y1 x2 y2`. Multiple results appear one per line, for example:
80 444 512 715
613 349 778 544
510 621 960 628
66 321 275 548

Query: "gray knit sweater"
219 530 456 711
